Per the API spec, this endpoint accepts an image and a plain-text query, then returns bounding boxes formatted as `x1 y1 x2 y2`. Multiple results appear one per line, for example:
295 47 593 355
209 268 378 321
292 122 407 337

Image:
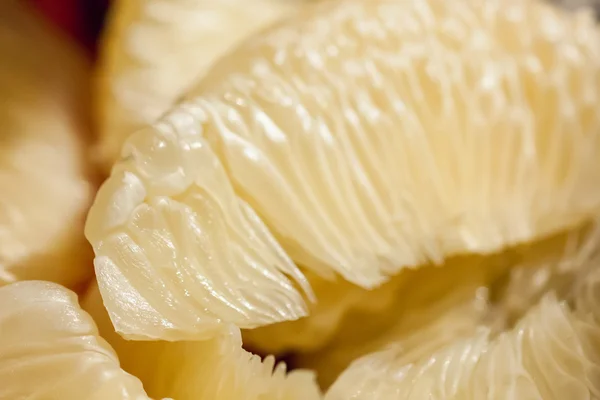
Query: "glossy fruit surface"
85 0 600 343
0 281 150 400
83 282 322 400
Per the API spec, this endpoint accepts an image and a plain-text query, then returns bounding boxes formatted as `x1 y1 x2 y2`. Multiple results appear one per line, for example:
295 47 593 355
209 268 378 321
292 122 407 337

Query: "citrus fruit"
293 224 600 388
0 0 94 289
85 0 600 342
0 281 151 400
95 0 308 169
82 282 322 400
326 254 600 400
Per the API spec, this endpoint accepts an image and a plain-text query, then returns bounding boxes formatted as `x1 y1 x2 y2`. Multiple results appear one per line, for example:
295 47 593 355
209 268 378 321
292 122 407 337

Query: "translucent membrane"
86 0 600 340
0 0 94 288
96 0 305 168
83 283 322 400
0 281 150 400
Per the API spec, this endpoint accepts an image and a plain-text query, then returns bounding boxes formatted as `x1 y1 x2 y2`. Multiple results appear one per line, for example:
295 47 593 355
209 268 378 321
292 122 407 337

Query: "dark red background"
30 0 110 56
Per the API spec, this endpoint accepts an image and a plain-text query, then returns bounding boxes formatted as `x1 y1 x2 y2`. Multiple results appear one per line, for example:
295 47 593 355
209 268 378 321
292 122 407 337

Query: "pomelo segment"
0 281 150 400
326 244 600 399
83 282 322 400
95 0 308 169
0 0 94 289
85 122 312 340
184 0 600 287
86 0 600 339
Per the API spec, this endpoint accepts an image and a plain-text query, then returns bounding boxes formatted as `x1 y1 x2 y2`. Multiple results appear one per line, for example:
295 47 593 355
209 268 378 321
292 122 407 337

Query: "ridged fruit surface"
0 281 150 400
326 259 600 400
325 227 600 400
95 0 307 169
82 282 322 400
86 0 600 342
295 223 600 389
0 0 94 289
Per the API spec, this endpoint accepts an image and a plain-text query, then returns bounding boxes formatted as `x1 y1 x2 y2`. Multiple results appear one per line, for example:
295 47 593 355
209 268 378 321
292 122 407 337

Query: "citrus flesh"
289 224 596 387
95 0 308 169
85 0 600 342
83 282 322 400
0 0 94 289
0 281 150 400
326 253 600 400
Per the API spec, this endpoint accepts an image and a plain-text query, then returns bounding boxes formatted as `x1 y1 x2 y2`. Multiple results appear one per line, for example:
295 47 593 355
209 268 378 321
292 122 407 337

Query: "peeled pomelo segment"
180 0 600 288
86 0 600 339
0 281 151 400
326 259 600 400
85 121 312 341
82 282 322 400
96 0 307 169
0 0 94 289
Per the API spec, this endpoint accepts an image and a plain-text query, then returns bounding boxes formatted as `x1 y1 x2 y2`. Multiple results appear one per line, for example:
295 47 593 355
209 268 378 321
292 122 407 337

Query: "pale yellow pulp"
86 0 600 344
0 281 150 400
326 257 600 400
83 283 322 400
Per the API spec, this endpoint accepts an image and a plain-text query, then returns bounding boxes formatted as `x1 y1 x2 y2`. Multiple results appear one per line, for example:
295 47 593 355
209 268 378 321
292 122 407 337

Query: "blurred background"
30 0 109 55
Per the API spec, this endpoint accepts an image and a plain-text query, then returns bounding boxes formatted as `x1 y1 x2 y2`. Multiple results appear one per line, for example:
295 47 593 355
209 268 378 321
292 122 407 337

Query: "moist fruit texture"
0 0 94 289
85 0 600 343
296 224 600 388
0 281 150 400
82 282 322 400
326 244 600 400
95 0 307 169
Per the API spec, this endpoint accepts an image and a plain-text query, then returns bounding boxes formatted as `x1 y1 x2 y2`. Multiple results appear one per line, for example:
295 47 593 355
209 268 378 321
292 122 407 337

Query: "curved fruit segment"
96 0 306 169
85 122 312 340
326 254 600 399
0 0 94 288
184 0 600 287
0 281 150 400
86 0 600 339
83 283 322 400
